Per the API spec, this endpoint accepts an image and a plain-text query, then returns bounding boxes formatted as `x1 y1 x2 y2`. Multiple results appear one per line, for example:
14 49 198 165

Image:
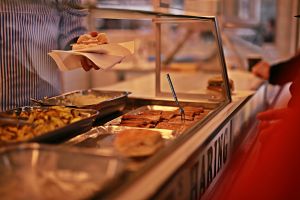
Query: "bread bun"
72 32 108 50
114 129 164 157
207 76 234 92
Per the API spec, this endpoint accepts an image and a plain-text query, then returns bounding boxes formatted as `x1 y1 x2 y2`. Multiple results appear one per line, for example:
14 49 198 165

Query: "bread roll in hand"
72 32 109 50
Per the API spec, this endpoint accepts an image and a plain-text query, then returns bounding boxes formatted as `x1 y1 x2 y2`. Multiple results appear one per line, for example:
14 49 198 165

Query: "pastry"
168 115 194 122
207 76 234 92
114 129 164 157
156 122 183 131
121 114 161 124
72 32 109 50
161 111 176 120
183 106 204 114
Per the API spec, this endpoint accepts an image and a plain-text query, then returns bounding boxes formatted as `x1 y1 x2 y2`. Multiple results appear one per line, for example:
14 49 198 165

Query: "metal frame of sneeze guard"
153 16 231 104
88 7 231 104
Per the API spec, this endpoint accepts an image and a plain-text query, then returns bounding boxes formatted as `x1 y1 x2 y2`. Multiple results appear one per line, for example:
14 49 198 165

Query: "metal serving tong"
30 97 77 108
0 115 30 126
166 74 185 123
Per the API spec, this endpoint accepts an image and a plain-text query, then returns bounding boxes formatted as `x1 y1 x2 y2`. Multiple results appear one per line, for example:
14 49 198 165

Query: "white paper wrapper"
48 41 134 71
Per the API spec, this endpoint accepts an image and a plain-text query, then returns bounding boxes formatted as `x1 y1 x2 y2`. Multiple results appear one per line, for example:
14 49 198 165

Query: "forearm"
58 1 88 50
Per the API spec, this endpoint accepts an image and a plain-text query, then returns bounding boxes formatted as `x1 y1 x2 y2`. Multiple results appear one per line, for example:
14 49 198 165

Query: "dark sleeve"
64 37 78 50
269 54 300 85
58 1 88 50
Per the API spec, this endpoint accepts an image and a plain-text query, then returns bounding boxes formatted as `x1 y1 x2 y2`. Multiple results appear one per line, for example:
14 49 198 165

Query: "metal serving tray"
35 89 131 119
0 106 98 144
63 98 225 198
0 143 124 200
66 125 175 148
66 125 175 172
106 102 214 135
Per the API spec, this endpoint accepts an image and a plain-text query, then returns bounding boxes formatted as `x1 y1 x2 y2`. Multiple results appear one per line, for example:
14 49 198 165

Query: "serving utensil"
166 74 185 123
30 97 76 108
30 97 46 105
0 115 31 126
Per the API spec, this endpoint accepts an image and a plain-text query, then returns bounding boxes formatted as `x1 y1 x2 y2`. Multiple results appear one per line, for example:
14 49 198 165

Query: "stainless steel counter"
92 69 269 199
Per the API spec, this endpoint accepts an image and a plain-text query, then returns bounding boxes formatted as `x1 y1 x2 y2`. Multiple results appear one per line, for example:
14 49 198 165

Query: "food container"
106 99 215 135
59 8 234 200
0 143 124 200
0 106 98 144
66 125 174 150
66 125 175 171
35 89 131 120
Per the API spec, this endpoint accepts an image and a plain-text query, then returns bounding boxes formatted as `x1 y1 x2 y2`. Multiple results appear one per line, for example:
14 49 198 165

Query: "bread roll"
72 32 108 50
207 76 234 92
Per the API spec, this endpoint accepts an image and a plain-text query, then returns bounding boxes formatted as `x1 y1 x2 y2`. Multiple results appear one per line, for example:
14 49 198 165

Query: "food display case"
82 6 268 200
0 5 269 200
64 7 245 200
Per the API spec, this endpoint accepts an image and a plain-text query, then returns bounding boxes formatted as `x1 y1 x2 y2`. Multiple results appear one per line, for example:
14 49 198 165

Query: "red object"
206 106 300 200
90 31 98 37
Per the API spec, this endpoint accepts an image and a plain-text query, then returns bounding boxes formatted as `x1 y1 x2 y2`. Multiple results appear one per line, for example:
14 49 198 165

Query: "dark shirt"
269 54 300 85
269 54 300 109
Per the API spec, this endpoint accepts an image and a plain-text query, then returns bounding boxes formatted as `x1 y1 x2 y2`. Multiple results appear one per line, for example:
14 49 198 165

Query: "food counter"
93 69 267 199
0 75 269 200
0 6 277 200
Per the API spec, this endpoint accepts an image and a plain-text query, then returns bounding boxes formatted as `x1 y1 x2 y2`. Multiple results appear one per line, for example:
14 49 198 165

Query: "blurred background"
62 0 300 93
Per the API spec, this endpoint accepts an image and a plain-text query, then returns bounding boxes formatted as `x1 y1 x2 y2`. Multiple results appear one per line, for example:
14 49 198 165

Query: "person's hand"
256 108 291 132
251 61 271 80
256 108 292 142
80 57 100 71
257 108 291 121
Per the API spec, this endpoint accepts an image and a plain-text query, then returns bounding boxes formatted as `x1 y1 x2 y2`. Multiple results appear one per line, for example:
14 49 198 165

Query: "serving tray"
34 89 131 120
0 106 98 144
0 143 124 200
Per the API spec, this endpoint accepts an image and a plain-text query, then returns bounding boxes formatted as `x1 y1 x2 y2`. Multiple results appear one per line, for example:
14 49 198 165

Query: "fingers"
258 120 283 143
80 57 100 71
258 124 276 142
257 121 271 132
257 108 290 121
91 62 100 70
80 57 92 71
251 61 270 80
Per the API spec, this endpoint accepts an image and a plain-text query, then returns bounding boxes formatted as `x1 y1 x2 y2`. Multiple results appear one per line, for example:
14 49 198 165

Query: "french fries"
0 106 90 143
